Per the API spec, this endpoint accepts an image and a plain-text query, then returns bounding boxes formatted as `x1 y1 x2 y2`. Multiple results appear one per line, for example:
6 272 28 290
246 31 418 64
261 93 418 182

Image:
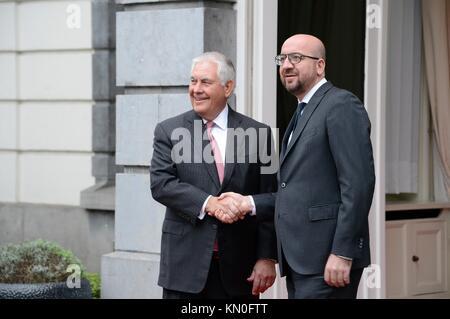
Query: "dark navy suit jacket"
254 82 375 276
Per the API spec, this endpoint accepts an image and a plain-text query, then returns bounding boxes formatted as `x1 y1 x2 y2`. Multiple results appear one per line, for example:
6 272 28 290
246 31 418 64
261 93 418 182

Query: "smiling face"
189 60 234 121
279 35 326 100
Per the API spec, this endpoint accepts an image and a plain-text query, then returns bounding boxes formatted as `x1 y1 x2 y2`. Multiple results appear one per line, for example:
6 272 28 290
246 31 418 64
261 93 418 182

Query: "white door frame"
236 0 284 299
358 0 389 299
236 0 278 146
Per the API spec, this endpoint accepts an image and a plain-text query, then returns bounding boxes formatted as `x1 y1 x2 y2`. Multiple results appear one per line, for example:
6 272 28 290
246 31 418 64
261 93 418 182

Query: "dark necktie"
291 102 307 136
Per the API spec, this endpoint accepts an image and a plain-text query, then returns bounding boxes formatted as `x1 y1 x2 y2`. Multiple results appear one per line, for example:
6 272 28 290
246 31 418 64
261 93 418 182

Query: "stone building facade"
0 0 115 273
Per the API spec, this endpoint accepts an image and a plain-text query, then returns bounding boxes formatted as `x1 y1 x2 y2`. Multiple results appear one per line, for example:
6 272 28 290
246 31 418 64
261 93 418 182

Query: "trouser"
163 252 258 299
286 264 364 299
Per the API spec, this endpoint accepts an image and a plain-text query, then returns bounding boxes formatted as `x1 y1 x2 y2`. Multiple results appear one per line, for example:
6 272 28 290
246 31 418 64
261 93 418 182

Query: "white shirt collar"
299 78 328 104
202 105 228 130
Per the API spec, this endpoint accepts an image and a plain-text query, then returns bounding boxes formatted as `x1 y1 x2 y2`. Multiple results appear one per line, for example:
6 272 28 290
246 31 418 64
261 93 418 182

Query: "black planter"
0 279 92 299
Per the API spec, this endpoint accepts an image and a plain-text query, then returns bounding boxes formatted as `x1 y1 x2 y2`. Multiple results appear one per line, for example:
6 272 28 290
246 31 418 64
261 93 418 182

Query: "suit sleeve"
256 126 278 260
326 93 376 259
150 122 210 224
253 193 277 222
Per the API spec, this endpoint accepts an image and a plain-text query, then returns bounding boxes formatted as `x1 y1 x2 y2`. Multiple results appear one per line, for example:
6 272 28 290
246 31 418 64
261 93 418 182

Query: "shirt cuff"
248 196 256 216
199 195 212 220
259 258 277 263
337 255 353 261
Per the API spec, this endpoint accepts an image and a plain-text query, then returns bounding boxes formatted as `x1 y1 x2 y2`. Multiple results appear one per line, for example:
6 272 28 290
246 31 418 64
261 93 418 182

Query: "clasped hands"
205 192 253 224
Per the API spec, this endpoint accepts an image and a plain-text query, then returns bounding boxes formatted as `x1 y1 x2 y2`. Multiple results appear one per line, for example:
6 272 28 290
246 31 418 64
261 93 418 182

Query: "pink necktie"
206 121 223 253
206 121 224 184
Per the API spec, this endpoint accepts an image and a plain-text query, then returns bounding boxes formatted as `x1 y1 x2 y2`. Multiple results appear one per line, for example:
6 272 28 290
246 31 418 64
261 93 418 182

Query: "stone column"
102 0 236 298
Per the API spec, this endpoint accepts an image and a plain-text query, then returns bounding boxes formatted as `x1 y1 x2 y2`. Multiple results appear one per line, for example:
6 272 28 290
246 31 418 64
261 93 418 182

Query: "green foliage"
84 272 101 298
0 239 86 284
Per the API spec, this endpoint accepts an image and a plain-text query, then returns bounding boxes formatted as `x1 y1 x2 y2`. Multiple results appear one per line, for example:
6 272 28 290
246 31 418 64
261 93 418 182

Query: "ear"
317 59 326 76
224 80 235 98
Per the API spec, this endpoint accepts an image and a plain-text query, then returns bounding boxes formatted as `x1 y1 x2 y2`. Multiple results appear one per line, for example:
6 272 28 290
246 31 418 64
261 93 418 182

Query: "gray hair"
191 52 236 86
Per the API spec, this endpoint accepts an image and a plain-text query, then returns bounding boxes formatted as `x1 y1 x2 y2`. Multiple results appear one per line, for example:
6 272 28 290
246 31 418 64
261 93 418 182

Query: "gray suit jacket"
254 82 375 276
150 107 277 295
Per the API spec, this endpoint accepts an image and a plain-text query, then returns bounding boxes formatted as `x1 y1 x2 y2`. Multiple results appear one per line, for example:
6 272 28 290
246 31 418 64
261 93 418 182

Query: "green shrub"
0 239 86 284
84 272 101 298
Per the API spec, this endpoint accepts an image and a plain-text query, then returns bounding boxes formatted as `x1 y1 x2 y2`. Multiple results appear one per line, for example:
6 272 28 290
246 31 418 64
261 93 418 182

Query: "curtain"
385 0 422 194
422 0 450 198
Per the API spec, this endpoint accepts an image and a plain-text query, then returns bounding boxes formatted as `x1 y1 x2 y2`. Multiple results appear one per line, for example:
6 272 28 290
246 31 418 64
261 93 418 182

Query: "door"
386 221 408 298
408 220 447 295
276 0 366 143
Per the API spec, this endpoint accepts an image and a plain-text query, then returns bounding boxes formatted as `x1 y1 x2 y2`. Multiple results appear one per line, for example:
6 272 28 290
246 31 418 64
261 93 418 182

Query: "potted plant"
0 239 92 299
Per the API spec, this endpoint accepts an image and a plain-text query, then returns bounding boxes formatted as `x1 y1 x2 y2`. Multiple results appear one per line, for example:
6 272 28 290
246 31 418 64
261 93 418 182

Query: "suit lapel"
220 107 243 191
280 82 333 166
185 111 221 189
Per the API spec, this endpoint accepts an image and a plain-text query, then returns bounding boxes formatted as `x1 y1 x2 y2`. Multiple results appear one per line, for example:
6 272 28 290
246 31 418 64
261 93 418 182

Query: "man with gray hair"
150 52 278 299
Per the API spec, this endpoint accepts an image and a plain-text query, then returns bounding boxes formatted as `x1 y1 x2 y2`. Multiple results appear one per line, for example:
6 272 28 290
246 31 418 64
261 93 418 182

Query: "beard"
281 76 304 96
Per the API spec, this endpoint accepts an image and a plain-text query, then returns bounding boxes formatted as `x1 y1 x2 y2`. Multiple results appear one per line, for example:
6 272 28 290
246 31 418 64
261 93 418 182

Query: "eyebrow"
191 76 213 82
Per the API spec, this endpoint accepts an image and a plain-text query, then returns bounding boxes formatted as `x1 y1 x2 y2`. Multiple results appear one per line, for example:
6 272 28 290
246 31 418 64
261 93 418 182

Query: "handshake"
205 192 254 224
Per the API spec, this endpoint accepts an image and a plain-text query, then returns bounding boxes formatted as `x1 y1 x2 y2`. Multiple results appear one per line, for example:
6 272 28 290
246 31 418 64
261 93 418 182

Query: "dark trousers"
286 264 364 299
163 254 257 299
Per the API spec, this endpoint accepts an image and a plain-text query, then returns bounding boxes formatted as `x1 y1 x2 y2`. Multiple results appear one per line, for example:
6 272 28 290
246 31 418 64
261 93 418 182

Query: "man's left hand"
324 254 352 288
247 259 276 295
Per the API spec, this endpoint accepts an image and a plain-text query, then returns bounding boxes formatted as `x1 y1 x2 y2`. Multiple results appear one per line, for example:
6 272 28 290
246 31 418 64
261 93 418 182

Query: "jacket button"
212 224 217 230
281 182 286 188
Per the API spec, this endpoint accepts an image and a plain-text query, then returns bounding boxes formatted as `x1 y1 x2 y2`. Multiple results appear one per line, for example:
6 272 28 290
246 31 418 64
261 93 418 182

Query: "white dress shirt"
202 105 228 164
